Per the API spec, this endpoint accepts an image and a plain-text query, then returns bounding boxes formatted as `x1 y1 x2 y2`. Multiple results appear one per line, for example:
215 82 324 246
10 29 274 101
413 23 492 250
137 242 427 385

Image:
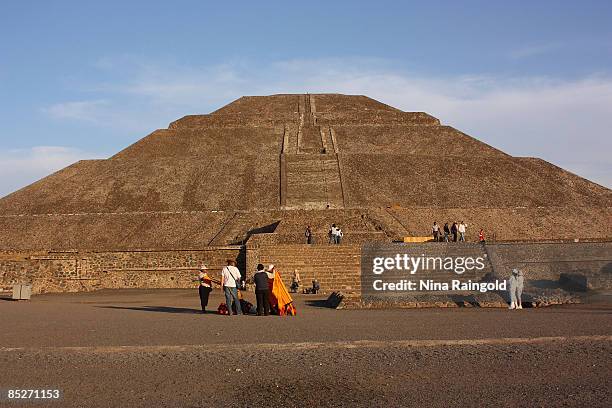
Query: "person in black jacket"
253 263 271 316
451 222 458 242
443 223 451 242
305 226 313 244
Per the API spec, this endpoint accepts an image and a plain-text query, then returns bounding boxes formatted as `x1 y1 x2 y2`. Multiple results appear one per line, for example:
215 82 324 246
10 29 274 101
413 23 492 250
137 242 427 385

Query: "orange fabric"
269 271 297 316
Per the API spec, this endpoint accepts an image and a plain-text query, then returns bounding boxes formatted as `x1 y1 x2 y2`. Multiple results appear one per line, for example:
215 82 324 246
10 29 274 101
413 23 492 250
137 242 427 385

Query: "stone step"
299 126 323 152
284 154 344 207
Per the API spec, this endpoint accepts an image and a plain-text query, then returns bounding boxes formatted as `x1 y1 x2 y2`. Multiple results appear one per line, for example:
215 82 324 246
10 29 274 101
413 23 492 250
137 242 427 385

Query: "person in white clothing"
290 269 301 293
335 227 343 244
458 221 467 242
508 268 525 309
432 221 440 241
328 224 337 244
221 259 243 315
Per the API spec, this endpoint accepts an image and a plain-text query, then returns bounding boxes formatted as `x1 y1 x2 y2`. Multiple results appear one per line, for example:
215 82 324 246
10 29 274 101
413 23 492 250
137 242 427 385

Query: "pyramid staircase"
281 94 345 209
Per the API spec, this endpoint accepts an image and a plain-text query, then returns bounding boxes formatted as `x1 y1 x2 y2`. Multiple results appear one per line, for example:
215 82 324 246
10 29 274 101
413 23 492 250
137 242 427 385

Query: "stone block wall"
0 247 243 294
246 240 361 294
2 242 609 295
245 240 611 296
486 242 612 290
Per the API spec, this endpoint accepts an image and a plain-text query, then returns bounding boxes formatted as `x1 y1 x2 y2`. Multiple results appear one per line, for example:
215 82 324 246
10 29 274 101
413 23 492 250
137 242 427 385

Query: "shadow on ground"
304 299 332 308
97 306 202 314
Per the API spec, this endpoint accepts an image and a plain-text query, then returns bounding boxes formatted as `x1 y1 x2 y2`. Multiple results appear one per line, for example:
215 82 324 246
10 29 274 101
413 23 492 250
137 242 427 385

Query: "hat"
512 268 519 274
267 264 275 272
199 264 208 271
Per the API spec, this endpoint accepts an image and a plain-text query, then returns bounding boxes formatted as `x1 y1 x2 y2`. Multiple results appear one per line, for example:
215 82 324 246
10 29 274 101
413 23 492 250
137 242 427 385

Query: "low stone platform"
327 289 586 309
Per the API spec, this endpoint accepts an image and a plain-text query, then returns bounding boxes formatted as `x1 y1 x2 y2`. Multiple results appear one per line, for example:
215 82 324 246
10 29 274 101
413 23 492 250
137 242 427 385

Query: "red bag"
217 303 229 315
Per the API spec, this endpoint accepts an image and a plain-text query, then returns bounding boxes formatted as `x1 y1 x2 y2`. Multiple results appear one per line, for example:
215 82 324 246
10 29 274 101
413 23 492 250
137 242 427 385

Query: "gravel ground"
1 289 611 407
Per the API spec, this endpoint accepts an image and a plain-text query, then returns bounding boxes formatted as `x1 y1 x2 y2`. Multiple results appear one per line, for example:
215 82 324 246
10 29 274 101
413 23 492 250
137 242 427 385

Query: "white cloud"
43 100 110 123
39 57 612 188
0 146 102 198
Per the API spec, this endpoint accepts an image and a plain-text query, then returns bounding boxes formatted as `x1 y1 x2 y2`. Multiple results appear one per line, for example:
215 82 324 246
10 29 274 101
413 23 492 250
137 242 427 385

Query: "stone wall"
1 241 609 296
246 238 361 294
245 240 611 296
0 247 243 294
486 242 612 290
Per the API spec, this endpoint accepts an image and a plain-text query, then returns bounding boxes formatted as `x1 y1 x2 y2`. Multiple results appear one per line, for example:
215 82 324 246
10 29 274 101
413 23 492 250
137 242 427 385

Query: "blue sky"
1 0 612 195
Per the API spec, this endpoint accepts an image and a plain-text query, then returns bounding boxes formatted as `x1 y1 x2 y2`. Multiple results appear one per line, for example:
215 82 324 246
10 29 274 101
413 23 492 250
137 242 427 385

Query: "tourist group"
195 260 297 317
432 221 486 243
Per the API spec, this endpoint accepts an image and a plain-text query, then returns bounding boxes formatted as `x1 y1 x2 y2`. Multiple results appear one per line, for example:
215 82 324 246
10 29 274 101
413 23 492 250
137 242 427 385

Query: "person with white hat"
508 268 525 309
196 264 213 313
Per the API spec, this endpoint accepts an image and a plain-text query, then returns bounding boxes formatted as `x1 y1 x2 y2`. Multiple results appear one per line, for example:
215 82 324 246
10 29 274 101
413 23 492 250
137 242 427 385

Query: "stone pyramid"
0 93 610 250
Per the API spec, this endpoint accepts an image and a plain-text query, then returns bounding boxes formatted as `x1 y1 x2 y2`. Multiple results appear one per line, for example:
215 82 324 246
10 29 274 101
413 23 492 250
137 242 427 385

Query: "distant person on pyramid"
312 278 320 294
432 221 440 241
221 260 243 316
508 268 525 309
458 221 467 242
290 269 301 293
478 228 486 243
451 222 458 242
443 222 450 242
329 224 337 244
305 225 313 244
334 226 344 244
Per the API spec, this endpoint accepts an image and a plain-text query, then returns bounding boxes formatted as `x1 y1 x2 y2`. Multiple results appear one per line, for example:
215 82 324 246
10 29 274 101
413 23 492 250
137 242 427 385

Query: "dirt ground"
1 289 611 407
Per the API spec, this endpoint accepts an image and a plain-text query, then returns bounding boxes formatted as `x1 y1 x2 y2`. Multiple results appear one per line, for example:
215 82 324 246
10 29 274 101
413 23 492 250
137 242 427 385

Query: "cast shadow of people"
97 305 202 314
305 299 331 308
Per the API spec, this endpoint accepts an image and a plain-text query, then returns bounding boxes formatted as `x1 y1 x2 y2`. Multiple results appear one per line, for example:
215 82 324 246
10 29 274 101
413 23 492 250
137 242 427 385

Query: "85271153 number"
4 389 61 400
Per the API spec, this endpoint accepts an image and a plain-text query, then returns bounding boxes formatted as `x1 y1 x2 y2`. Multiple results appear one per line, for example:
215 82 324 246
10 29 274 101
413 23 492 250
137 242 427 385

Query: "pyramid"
0 93 610 251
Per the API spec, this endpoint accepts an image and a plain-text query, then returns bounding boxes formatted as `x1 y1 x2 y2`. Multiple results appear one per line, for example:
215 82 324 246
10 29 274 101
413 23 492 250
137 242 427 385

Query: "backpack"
217 303 229 315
